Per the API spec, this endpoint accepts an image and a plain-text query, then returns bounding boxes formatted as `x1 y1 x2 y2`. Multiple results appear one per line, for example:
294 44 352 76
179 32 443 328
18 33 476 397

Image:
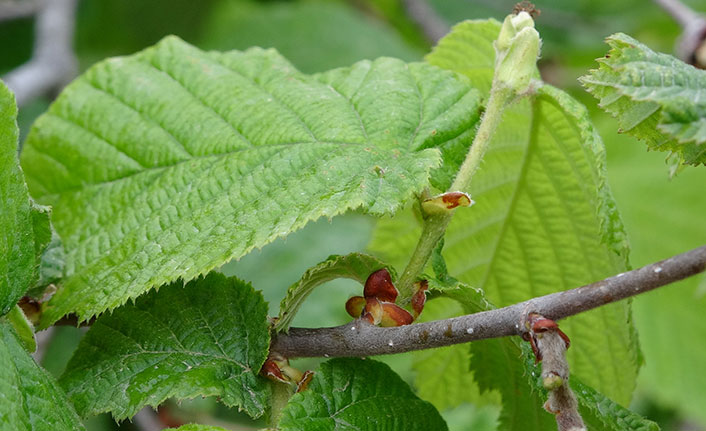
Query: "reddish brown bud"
345 296 366 318
364 269 398 302
260 358 287 383
379 303 414 327
362 297 384 325
422 191 473 215
411 280 428 318
296 370 314 393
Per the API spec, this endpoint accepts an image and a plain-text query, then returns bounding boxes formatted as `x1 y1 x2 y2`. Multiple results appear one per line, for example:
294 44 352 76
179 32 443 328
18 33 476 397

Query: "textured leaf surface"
278 358 447 431
59 273 270 420
574 379 659 431
20 36 481 326
0 318 85 431
276 253 390 332
581 33 706 165
0 81 44 315
426 19 500 96
371 25 639 404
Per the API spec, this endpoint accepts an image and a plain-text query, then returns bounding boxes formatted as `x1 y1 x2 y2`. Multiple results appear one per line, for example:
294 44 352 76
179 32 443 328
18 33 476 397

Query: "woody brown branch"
271 245 706 358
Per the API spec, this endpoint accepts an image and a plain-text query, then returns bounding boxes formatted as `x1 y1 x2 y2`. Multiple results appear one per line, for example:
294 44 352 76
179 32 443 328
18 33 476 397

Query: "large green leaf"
21 36 481 326
426 19 500 96
278 358 448 430
442 280 656 430
371 22 639 404
275 252 390 333
201 1 422 74
581 33 706 166
59 272 270 420
472 335 659 431
0 318 85 431
0 80 49 315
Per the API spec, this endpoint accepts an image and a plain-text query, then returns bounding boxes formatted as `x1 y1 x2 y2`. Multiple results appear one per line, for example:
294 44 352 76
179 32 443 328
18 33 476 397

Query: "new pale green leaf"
21 36 482 326
59 273 270 420
426 19 501 96
278 358 447 430
371 22 639 404
276 253 391 332
0 318 85 431
581 33 706 166
0 81 50 316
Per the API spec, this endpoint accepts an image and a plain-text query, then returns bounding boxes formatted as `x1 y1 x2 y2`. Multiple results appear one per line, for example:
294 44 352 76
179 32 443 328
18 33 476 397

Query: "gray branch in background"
653 0 706 65
2 0 78 107
272 245 706 358
402 0 449 43
133 407 164 431
0 0 42 21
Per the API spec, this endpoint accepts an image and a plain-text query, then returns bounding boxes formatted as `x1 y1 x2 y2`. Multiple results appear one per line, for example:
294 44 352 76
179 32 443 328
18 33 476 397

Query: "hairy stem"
272 245 706 358
396 88 514 299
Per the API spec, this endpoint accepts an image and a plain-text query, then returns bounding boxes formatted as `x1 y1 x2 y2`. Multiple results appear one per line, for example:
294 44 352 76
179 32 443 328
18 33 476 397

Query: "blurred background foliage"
2 0 705 430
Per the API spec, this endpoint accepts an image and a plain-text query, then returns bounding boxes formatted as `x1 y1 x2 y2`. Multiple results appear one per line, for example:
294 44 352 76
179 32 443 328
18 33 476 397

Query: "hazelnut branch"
271 245 706 358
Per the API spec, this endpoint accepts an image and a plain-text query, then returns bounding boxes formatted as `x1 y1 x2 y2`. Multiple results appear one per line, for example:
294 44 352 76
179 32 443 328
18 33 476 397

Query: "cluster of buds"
260 352 313 393
345 269 427 326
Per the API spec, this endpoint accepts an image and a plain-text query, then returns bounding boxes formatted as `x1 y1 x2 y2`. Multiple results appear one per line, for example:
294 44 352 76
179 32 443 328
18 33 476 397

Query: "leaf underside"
372 20 639 404
581 32 706 166
21 36 482 326
0 319 85 431
278 358 448 431
59 273 270 420
275 252 391 332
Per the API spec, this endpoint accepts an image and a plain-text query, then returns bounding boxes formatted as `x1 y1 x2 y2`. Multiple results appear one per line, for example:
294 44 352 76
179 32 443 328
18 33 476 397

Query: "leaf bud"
495 11 541 94
363 268 398 302
379 302 414 327
345 296 366 318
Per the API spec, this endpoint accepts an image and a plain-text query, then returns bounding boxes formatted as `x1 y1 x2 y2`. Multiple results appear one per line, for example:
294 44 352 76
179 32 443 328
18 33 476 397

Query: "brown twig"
272 245 706 358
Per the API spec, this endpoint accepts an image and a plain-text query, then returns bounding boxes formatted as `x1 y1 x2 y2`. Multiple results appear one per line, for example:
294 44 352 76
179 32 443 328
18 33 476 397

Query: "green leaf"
0 318 85 431
278 358 448 430
275 253 391 333
412 296 498 411
581 33 706 166
201 1 423 74
573 379 659 431
471 338 555 430
59 272 270 420
20 36 481 327
5 304 35 352
371 26 639 403
426 19 500 96
0 80 44 315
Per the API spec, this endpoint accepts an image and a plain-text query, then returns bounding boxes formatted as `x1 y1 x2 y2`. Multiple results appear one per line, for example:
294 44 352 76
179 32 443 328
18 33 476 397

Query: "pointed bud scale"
260 358 287 383
362 297 383 325
411 280 428 318
379 303 414 327
363 268 398 302
345 296 366 318
422 192 473 215
296 370 314 393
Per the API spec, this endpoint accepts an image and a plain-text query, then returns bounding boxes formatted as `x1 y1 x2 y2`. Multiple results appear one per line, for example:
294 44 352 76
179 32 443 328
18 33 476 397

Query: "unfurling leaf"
581 33 706 166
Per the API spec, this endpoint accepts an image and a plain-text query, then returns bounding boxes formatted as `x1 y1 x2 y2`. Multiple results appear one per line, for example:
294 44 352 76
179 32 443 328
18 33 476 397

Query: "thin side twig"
402 0 449 43
272 245 706 358
653 0 706 65
2 0 78 107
